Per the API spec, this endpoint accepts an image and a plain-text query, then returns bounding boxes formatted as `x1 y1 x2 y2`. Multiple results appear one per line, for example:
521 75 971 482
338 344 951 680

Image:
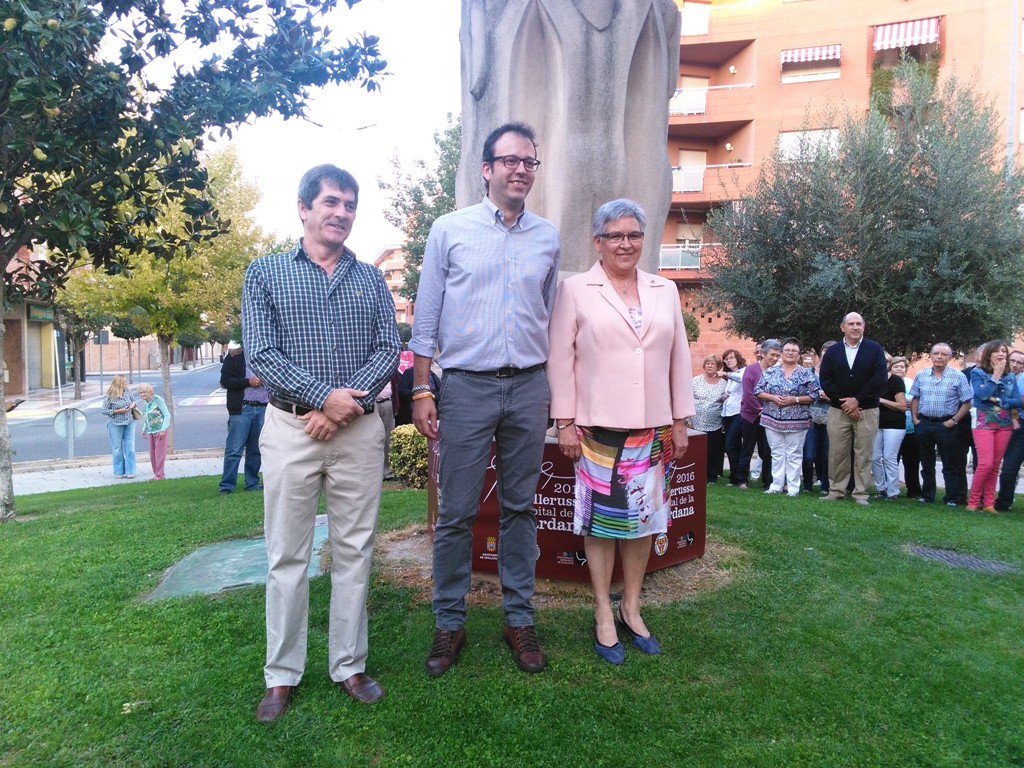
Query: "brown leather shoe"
339 673 385 704
255 685 294 723
503 624 547 673
425 627 466 677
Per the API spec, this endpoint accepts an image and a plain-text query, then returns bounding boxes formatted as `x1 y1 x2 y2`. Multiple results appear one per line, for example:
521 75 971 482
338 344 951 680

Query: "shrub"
389 424 429 489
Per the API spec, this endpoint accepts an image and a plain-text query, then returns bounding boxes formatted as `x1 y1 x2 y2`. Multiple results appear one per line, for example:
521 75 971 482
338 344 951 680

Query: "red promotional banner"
427 432 707 581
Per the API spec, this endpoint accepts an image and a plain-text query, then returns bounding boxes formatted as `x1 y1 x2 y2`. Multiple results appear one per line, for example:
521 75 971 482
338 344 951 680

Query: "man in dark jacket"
219 341 267 493
818 312 888 505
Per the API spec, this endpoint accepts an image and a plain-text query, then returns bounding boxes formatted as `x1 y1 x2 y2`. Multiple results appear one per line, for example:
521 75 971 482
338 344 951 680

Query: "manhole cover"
907 545 1020 574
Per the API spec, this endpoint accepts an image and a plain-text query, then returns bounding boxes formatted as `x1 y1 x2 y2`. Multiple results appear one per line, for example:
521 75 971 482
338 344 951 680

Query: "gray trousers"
432 368 550 629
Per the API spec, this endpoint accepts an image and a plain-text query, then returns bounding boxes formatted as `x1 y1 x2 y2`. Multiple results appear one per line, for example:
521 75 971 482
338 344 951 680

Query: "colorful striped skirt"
574 425 673 539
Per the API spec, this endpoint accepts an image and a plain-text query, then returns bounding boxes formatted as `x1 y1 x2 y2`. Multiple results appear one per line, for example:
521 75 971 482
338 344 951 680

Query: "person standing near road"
243 164 400 722
218 342 268 493
101 373 139 479
136 383 171 480
410 122 560 678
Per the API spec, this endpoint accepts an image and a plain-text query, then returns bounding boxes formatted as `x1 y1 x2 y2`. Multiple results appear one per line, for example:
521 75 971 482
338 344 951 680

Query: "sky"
220 0 462 260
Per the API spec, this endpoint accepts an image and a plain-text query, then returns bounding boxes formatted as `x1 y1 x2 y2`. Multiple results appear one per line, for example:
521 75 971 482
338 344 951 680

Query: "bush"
388 424 429 489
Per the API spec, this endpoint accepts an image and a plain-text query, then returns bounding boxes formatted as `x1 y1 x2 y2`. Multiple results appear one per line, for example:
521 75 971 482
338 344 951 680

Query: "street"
10 364 229 463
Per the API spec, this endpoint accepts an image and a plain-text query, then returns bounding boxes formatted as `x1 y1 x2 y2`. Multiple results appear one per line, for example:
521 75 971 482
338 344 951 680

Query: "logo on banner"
654 533 669 556
486 536 497 553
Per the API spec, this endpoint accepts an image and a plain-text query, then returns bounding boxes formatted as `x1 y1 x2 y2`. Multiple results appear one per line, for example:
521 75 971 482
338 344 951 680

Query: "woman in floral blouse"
754 338 820 496
692 354 727 483
137 382 171 480
968 339 1021 512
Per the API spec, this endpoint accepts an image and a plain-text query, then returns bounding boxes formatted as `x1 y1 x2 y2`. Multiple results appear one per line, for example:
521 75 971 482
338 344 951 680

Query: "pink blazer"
547 262 695 428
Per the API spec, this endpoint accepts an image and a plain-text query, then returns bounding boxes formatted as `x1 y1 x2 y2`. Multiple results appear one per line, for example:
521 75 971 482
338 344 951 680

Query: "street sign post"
53 408 88 460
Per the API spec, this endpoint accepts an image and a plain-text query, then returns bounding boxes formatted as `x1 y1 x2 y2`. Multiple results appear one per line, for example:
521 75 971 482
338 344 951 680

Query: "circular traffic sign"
53 407 88 439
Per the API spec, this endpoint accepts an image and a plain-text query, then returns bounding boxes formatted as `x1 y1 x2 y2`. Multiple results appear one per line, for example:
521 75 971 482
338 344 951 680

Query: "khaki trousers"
826 407 879 501
260 405 384 687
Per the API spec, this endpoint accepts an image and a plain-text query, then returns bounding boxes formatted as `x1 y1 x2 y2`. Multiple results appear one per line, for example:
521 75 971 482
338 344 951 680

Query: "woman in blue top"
137 383 171 480
100 374 139 479
754 337 820 496
968 339 1021 512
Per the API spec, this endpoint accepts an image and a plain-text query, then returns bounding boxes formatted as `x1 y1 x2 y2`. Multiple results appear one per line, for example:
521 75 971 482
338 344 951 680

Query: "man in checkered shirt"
243 164 400 722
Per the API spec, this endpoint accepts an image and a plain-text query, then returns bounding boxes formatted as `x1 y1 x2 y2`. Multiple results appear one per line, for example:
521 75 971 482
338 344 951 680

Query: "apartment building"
664 0 1023 363
374 245 416 326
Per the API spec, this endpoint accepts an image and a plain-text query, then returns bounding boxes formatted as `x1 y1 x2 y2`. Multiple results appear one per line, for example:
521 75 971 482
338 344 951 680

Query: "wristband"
411 384 432 393
411 391 434 402
556 420 575 430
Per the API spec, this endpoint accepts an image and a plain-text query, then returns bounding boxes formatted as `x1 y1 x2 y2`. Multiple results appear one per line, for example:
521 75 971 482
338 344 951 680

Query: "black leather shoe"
425 628 466 677
256 685 295 723
339 673 385 704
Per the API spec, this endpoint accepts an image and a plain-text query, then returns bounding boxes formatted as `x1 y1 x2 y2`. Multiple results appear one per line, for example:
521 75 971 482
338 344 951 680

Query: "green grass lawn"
2 477 1023 767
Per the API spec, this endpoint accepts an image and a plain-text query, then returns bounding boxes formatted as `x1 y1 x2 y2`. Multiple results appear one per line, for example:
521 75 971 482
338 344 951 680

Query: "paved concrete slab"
147 515 329 600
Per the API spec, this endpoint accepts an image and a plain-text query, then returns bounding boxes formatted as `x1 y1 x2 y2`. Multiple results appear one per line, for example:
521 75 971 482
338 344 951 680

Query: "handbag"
809 400 829 425
131 404 143 421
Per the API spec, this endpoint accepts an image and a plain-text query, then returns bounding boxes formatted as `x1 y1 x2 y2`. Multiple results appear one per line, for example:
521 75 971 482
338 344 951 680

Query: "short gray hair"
592 199 647 236
760 338 782 354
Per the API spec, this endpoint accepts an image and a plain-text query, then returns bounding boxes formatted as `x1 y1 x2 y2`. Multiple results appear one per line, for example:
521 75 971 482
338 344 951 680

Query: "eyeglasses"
597 231 645 245
490 155 540 171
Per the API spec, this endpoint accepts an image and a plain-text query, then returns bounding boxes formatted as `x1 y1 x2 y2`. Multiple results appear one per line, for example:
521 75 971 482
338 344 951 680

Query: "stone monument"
458 0 681 274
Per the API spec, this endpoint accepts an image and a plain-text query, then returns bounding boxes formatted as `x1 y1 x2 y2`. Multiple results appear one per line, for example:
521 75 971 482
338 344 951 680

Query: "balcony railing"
672 163 752 193
659 245 701 270
668 83 755 116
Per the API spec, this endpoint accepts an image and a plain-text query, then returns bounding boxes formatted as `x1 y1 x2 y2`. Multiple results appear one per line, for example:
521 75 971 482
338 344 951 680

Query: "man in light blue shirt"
410 122 560 677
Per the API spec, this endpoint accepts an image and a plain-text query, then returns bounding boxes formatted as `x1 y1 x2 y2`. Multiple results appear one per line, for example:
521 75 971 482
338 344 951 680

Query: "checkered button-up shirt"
242 244 400 412
909 366 973 418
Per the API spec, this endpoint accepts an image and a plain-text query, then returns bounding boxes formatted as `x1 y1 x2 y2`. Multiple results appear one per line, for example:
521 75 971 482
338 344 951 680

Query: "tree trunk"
72 339 83 400
126 337 134 384
0 319 15 521
158 335 176 454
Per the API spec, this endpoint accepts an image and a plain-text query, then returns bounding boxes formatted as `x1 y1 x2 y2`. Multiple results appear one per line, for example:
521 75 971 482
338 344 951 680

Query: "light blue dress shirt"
410 198 560 370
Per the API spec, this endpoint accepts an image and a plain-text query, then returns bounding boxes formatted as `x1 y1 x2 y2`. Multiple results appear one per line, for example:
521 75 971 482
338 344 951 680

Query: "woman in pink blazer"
547 199 695 665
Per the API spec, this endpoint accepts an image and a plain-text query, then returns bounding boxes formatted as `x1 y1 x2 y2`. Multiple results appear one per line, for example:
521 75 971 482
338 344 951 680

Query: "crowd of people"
691 320 1024 514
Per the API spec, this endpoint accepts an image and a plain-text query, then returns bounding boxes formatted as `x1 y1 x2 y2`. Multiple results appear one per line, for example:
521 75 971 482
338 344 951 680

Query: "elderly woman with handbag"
137 382 171 480
101 373 139 479
548 198 695 665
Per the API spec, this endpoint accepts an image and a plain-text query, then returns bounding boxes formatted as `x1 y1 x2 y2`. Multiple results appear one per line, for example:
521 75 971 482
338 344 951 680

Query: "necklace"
613 279 633 293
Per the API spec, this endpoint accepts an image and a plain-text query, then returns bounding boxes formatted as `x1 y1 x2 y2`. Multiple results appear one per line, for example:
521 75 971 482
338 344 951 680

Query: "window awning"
873 17 940 51
780 44 841 65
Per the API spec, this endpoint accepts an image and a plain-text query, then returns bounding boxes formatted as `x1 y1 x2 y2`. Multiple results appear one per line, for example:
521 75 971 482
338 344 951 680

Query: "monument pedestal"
427 432 707 581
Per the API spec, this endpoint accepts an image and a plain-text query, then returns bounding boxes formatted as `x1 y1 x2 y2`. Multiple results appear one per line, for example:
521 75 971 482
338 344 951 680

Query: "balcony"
659 245 702 270
672 162 753 195
669 83 755 118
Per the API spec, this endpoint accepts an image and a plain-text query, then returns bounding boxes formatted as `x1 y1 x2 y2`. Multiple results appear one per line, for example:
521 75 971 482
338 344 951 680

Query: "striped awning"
873 17 940 51
780 44 841 65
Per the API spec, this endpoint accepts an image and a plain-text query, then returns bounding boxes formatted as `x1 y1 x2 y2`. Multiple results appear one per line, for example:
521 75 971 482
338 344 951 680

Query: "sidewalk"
9 368 224 496
13 450 224 496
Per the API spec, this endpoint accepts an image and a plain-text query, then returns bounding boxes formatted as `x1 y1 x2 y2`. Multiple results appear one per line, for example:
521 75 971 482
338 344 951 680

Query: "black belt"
269 395 312 417
243 400 267 407
919 414 955 422
449 363 544 378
